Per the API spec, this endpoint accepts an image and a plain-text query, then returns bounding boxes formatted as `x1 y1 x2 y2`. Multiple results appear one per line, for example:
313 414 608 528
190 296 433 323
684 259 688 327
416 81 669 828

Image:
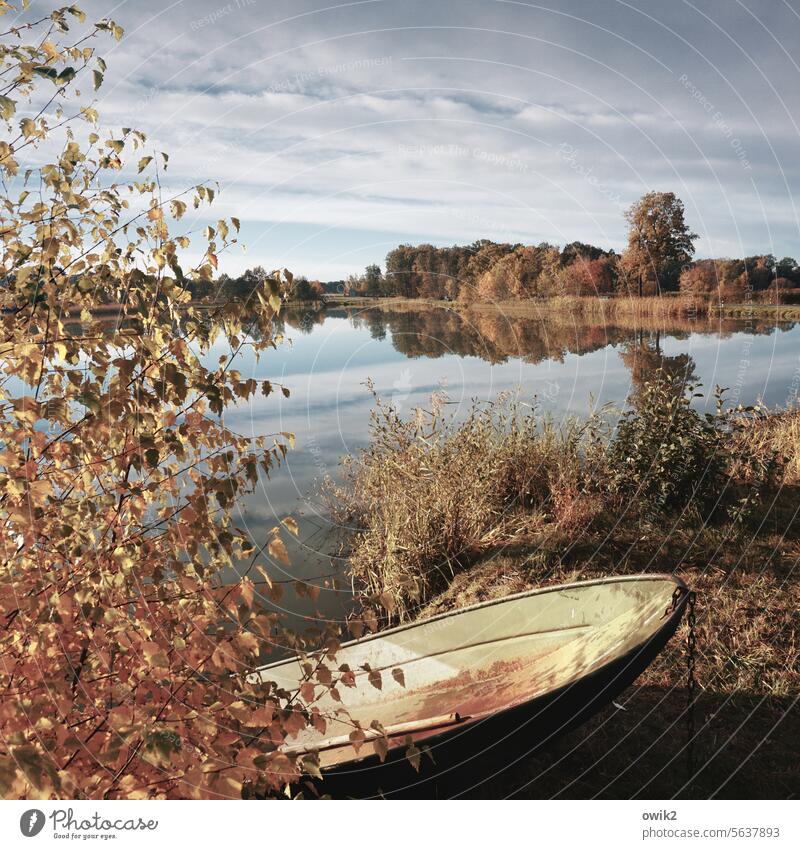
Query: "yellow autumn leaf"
268 537 290 566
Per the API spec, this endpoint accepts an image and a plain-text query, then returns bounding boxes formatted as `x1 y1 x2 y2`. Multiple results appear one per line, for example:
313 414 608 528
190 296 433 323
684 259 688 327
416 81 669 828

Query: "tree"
560 241 605 266
776 256 799 285
620 192 697 295
291 275 322 301
679 259 722 295
218 265 268 301
0 3 344 799
384 244 417 297
741 255 776 292
559 256 615 296
363 263 382 296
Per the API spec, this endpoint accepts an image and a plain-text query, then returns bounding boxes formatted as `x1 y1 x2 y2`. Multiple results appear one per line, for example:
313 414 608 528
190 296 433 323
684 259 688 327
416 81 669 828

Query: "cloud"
75 0 800 277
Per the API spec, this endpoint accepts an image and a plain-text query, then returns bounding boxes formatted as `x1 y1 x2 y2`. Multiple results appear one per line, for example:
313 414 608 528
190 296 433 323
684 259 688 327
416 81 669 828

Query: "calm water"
220 306 800 632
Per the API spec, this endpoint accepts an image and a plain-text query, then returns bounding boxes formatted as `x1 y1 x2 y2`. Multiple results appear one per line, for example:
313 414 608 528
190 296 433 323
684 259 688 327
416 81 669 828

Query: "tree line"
200 192 799 305
342 192 800 302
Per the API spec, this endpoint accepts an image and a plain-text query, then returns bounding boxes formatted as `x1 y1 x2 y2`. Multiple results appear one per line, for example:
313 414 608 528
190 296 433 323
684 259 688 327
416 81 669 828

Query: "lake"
221 305 800 635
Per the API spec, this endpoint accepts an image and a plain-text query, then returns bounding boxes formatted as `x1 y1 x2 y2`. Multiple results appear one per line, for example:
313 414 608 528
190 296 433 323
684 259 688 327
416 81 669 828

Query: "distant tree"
291 276 314 300
459 242 517 302
740 255 776 292
561 241 605 266
679 258 751 301
620 192 697 295
345 273 364 295
530 246 566 298
776 256 799 285
474 246 546 301
364 263 383 296
559 256 615 296
385 244 418 297
679 259 722 295
218 266 269 301
475 258 514 301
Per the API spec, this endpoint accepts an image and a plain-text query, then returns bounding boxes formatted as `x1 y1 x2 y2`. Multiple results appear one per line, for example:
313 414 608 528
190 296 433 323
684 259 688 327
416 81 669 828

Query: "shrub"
607 370 779 522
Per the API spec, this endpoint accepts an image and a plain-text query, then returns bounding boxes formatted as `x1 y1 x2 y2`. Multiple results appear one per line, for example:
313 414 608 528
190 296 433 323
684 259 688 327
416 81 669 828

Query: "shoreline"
319 294 800 322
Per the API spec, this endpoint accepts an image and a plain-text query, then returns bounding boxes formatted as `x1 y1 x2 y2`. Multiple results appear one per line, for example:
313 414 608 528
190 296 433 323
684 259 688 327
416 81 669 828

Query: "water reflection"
227 305 798 633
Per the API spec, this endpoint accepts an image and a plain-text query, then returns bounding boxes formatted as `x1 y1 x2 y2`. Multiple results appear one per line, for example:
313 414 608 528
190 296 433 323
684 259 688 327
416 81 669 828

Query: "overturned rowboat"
256 573 691 797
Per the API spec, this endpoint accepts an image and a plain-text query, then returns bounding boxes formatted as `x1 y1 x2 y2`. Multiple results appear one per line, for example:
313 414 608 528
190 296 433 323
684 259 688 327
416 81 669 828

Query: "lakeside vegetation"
325 293 800 321
328 376 800 797
331 375 783 621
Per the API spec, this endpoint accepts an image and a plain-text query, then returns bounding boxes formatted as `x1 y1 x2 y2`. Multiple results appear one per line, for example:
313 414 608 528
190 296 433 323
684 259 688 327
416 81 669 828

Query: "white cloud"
68 0 800 277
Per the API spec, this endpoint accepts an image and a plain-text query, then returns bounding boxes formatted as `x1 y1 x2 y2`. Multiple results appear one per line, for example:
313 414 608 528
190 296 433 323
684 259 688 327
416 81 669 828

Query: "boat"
256 573 691 797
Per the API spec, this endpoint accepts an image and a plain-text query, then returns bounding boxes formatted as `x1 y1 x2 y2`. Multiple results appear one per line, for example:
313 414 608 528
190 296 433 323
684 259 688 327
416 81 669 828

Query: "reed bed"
331 294 714 320
330 373 782 622
536 294 710 319
328 390 604 618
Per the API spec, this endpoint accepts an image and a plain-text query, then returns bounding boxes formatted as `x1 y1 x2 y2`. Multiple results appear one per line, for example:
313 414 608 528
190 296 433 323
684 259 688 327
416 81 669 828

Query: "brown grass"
331 378 787 621
330 293 800 323
328 391 606 619
735 407 800 484
331 385 800 798
430 531 800 799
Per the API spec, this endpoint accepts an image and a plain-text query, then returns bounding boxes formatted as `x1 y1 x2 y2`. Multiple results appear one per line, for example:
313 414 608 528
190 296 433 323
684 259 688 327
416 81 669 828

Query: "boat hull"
316 579 689 798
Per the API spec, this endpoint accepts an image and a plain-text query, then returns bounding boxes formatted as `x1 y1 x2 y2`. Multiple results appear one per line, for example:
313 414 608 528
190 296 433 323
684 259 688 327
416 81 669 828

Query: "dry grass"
736 407 800 484
331 374 784 622
529 294 710 319
331 294 712 319
328 390 603 619
414 520 799 799
331 293 800 323
331 382 799 797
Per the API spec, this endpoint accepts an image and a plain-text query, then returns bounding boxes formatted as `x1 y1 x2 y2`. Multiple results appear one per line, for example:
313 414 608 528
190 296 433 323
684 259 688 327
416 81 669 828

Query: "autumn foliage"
0 3 346 799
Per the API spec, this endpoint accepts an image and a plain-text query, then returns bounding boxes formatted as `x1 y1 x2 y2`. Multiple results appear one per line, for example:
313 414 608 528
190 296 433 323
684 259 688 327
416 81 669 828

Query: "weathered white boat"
256 573 690 797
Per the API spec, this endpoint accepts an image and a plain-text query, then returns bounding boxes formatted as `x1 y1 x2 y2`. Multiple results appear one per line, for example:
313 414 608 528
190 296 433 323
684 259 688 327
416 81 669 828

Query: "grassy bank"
330 377 799 798
326 293 800 322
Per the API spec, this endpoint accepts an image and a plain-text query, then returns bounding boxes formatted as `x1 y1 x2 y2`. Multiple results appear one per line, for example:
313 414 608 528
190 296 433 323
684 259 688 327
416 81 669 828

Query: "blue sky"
69 0 800 278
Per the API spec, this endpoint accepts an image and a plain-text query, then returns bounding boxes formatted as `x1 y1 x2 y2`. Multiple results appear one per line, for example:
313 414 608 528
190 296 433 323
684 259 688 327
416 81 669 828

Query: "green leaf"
32 65 58 81
92 69 103 90
55 67 76 85
0 95 16 121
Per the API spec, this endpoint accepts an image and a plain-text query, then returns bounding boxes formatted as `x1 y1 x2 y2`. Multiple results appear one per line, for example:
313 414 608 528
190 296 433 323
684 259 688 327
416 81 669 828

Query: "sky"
60 0 800 279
